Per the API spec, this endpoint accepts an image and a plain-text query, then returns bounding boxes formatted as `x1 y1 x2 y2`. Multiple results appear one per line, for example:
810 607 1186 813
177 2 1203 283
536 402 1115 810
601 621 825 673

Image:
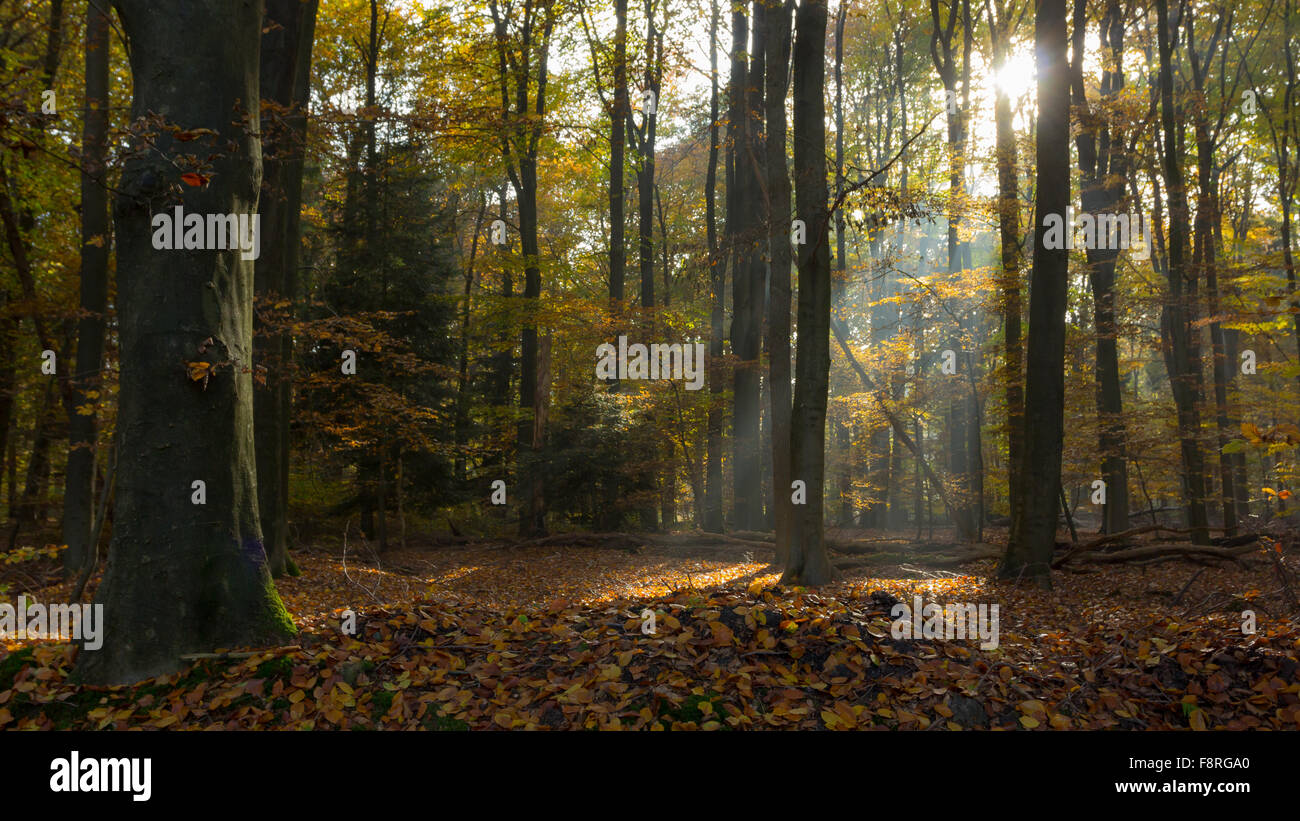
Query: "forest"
0 0 1298 742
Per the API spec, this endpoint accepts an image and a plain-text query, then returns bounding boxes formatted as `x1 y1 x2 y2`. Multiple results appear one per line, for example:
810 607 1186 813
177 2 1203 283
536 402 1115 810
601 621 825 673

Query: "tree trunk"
62 0 111 574
455 197 487 483
635 0 659 308
1155 0 1211 544
999 0 1069 589
79 0 296 685
765 0 794 563
989 0 1024 526
609 0 628 304
254 0 318 578
782 0 833 586
729 2 763 531
1070 0 1130 535
703 0 724 533
1187 12 1237 536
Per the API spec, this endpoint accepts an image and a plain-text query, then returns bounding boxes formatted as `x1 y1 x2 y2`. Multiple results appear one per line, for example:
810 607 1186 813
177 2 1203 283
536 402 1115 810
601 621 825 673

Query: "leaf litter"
1 538 1297 730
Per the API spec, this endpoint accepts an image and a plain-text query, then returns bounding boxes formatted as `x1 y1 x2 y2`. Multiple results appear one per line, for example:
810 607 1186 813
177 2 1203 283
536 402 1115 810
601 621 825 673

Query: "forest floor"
1 527 1298 730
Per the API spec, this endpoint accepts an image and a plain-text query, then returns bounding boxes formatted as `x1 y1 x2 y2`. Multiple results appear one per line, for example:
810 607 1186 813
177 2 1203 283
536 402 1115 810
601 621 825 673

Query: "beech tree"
254 0 319 577
62 0 111 576
80 0 296 684
783 0 833 586
999 0 1069 589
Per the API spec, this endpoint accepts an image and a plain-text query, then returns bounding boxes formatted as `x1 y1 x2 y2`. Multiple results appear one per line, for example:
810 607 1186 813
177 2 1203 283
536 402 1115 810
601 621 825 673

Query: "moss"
256 656 295 680
657 691 729 725
371 690 395 715
260 583 299 639
421 708 469 731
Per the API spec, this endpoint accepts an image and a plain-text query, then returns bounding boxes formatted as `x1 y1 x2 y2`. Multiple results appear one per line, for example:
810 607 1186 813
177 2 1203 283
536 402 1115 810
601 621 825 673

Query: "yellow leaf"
1020 715 1040 728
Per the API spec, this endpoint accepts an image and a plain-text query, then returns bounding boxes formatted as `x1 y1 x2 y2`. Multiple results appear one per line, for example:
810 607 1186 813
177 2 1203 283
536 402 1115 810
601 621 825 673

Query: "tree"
1155 0 1212 545
254 0 319 577
489 0 558 537
79 0 296 685
987 0 1025 527
729 0 765 531
61 0 111 576
783 0 833 586
703 0 725 533
612 0 630 303
1070 0 1131 535
631 0 663 308
765 0 794 561
929 0 979 539
999 0 1069 589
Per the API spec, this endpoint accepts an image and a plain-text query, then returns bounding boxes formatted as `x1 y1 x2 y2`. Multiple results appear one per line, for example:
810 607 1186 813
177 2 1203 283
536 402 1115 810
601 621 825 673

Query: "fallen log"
1051 526 1253 568
1059 543 1255 566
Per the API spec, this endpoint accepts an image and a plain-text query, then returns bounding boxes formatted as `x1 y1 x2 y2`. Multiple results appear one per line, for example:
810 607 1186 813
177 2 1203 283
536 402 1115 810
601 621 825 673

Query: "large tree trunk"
489 0 555 538
454 197 487 483
518 153 545 536
703 0 724 533
254 0 318 578
1070 0 1130 535
729 3 763 531
1187 12 1237 536
765 0 794 563
999 0 1069 589
635 0 659 308
930 0 977 538
79 0 296 685
1155 0 1211 545
782 0 833 586
62 0 111 574
609 0 628 304
988 0 1023 526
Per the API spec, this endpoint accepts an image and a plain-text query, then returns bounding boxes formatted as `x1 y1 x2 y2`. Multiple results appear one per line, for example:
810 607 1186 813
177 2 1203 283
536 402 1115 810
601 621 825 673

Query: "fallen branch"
180 645 301 662
1052 526 1253 568
1061 543 1255 566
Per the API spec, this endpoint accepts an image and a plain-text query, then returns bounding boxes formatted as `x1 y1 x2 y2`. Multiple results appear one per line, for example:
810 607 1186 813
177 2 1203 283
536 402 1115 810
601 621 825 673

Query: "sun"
993 49 1037 101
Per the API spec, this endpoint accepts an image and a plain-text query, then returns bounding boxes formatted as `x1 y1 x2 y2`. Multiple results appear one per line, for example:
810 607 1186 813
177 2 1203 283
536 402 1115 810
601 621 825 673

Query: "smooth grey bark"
998 0 1069 589
1070 0 1130 535
489 0 555 537
988 0 1024 526
728 2 763 530
1155 0 1211 544
929 0 978 538
703 0 724 533
254 0 318 578
782 0 833 586
610 0 628 303
766 0 794 563
633 0 660 308
63 0 112 575
79 0 296 685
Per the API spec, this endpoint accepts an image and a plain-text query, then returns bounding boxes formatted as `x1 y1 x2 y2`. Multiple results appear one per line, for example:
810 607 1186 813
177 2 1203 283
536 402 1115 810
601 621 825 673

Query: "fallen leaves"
1 538 1296 731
